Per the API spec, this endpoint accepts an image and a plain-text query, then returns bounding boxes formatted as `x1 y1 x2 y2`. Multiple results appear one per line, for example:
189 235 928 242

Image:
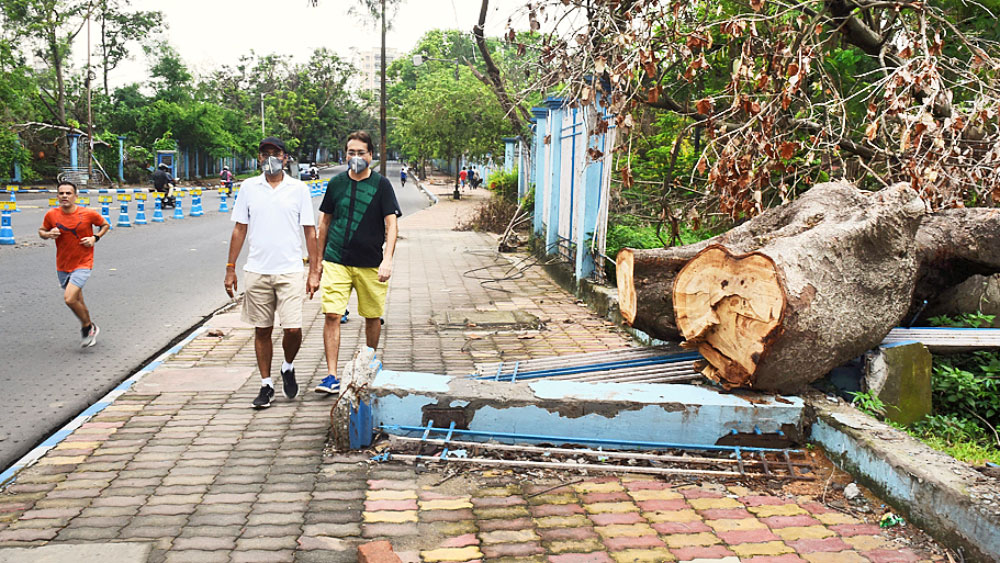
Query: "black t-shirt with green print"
319 170 402 268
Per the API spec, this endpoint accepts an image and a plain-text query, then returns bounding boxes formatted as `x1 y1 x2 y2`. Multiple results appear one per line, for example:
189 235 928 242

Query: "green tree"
94 0 163 96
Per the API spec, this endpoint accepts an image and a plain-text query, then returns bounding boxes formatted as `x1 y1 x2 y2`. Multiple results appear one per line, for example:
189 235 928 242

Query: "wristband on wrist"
226 263 236 268
94 234 101 242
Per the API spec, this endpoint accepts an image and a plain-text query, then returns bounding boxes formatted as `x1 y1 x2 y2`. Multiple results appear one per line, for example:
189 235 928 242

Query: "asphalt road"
0 162 428 471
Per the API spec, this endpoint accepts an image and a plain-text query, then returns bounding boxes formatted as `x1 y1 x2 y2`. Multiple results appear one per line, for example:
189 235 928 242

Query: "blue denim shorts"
58 268 92 289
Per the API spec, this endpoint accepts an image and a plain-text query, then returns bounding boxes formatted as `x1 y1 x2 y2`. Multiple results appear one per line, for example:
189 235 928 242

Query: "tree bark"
618 181 957 392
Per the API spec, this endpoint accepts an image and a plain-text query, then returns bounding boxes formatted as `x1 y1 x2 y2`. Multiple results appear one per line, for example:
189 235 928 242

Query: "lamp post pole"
260 92 266 136
379 0 387 175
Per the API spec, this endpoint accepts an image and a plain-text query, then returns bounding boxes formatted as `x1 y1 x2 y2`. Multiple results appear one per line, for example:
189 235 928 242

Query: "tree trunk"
619 181 944 392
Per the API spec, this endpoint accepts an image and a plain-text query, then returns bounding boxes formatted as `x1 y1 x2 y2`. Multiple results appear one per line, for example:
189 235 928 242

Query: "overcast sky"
75 0 530 89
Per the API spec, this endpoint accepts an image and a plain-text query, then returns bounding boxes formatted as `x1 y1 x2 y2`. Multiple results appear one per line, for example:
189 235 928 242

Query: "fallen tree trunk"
617 181 1000 392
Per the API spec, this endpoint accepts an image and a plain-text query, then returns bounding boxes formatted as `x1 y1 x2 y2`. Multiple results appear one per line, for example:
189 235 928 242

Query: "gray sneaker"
81 324 99 348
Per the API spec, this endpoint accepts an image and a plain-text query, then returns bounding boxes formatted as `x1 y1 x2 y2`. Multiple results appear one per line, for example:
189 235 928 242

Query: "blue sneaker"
315 374 340 394
341 310 349 324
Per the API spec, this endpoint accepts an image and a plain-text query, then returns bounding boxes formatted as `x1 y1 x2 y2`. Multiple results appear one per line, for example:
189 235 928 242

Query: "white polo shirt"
231 172 316 274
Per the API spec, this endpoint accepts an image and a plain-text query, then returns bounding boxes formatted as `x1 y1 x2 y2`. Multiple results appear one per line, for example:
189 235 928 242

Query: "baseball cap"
258 136 287 153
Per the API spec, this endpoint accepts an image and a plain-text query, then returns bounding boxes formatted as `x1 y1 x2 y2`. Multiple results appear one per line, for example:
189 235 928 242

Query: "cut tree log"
619 181 934 392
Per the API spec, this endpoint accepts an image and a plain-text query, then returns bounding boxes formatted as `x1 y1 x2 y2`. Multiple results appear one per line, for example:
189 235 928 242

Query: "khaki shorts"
320 261 388 318
241 271 305 328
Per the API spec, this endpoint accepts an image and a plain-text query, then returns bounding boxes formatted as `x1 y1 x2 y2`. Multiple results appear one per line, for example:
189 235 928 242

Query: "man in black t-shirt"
152 164 176 208
310 130 401 394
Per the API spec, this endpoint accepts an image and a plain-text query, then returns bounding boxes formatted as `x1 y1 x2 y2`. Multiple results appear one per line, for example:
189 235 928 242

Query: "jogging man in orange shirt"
39 181 111 347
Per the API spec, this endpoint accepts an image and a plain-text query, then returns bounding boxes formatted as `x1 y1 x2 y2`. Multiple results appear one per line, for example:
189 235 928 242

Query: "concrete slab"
205 311 253 329
809 394 1000 562
432 310 539 328
0 542 152 562
368 371 804 447
132 367 253 393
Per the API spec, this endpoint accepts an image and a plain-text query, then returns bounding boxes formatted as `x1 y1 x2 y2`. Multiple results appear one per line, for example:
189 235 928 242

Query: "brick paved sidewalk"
0 185 941 562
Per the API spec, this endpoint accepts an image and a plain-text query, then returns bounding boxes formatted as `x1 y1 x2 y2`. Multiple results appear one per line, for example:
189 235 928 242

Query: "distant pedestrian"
220 165 234 188
470 167 480 189
38 181 110 348
459 166 468 190
311 130 401 394
225 136 320 409
400 166 407 187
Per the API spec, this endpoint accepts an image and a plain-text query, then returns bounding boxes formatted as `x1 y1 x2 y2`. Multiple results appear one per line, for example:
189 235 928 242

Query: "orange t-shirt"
42 206 106 272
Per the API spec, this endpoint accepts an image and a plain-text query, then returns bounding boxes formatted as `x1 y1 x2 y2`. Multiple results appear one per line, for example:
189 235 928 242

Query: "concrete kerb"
0 326 207 488
412 176 439 205
808 395 1000 563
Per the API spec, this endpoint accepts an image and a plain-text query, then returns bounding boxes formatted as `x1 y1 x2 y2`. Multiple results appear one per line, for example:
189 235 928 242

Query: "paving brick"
687 497 744 510
573 481 624 494
860 549 920 563
470 495 525 508
635 499 689 512
628 489 683 501
668 545 738 560
730 541 797 558
761 515 823 528
537 527 598 542
164 551 231 563
0 528 58 542
419 546 483 562
548 553 614 563
584 502 639 514
235 536 298 550
609 548 677 562
707 517 768 532
302 523 362 537
439 533 479 548
580 492 632 503
365 499 419 511
480 529 541 544
477 516 533 531
787 537 853 553
367 479 418 490
172 536 236 550
603 534 666 551
650 520 713 534
799 553 868 563
841 535 893 551
529 504 585 517
545 538 606 554
774 526 836 541
361 522 419 538
419 509 475 522
419 498 474 511
535 515 592 529
472 505 530 520
830 524 882 537
718 528 782 544
367 489 418 501
589 512 645 526
814 512 863 526
479 541 545 558
643 509 700 523
662 532 723 548
363 510 418 523
749 504 809 518
230 550 294 562
742 496 796 506
741 555 808 563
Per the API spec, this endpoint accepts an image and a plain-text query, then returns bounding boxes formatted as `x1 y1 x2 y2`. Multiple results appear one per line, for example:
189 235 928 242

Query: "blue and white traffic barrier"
190 188 203 217
0 202 16 245
152 194 164 223
116 193 132 227
98 195 114 230
219 187 229 213
5 186 20 212
173 191 184 220
134 192 147 225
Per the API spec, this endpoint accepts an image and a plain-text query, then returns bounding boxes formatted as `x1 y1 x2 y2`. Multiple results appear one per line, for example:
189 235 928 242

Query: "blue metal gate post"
69 134 80 169
531 107 548 236
545 98 565 255
117 136 126 183
575 106 606 282
503 137 517 173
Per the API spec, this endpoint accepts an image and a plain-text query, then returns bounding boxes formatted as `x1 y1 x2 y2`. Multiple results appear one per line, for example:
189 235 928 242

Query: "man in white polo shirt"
224 136 319 408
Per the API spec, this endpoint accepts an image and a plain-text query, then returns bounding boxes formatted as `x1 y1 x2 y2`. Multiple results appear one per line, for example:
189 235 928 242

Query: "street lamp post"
260 92 266 136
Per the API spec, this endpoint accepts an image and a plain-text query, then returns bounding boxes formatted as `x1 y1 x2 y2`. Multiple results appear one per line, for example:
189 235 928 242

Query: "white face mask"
263 156 283 175
348 156 369 174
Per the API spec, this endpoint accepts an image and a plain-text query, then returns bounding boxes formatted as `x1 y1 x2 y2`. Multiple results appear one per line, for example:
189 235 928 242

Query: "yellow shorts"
320 261 388 318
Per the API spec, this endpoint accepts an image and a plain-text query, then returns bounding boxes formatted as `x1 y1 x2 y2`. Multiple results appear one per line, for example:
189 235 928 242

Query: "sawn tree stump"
619 181 930 392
